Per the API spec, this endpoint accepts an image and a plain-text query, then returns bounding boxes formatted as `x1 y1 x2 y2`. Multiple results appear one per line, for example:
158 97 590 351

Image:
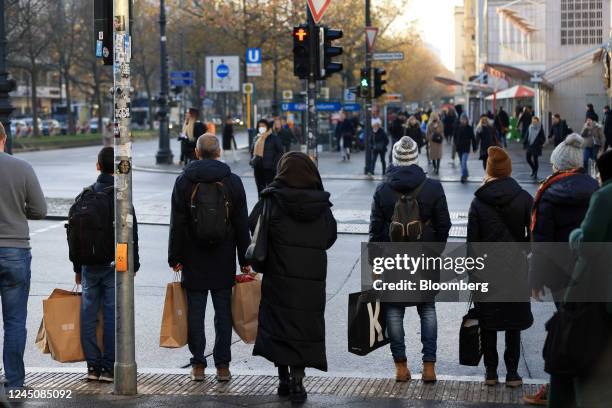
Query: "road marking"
30 221 65 236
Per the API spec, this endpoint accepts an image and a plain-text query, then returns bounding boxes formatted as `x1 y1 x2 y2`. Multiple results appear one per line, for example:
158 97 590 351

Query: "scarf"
528 123 542 146
274 151 323 190
530 168 582 233
253 130 271 158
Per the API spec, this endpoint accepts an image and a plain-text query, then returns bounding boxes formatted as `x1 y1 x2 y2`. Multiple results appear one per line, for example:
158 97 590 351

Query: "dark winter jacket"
74 173 140 273
389 118 405 142
454 124 476 155
604 111 612 141
549 120 570 147
443 112 457 138
467 177 534 331
335 119 355 148
518 111 532 138
261 133 284 170
475 125 498 160
369 164 451 243
530 171 598 293
222 123 233 150
406 123 425 147
495 110 510 131
180 122 206 157
249 184 337 371
524 126 546 156
586 108 599 123
276 127 294 149
168 159 250 290
373 128 389 152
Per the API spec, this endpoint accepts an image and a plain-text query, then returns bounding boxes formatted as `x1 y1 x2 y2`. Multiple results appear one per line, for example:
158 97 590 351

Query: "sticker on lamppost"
206 56 240 93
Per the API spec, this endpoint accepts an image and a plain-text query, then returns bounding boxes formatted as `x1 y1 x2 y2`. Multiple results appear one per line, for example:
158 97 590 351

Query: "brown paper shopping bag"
231 274 261 344
40 288 104 362
159 274 188 348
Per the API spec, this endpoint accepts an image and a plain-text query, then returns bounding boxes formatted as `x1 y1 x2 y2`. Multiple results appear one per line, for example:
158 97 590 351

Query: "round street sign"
216 63 229 78
242 83 254 94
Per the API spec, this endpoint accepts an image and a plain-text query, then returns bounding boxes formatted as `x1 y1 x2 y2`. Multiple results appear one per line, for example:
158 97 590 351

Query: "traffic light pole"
0 0 14 155
306 7 318 164
113 0 137 395
364 0 372 175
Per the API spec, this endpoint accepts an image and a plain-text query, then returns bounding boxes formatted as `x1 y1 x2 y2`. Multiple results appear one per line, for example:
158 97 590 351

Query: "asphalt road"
3 140 553 383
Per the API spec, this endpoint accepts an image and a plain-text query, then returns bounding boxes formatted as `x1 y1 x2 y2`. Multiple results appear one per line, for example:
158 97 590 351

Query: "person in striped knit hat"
369 135 451 384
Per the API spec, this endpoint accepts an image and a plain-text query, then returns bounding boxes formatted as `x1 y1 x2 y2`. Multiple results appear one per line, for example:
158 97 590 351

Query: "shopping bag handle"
173 271 181 282
71 284 82 294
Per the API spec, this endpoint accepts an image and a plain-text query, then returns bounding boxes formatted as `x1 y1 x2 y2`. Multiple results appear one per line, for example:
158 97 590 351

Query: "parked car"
22 117 44 136
9 119 27 138
88 117 111 133
42 119 61 136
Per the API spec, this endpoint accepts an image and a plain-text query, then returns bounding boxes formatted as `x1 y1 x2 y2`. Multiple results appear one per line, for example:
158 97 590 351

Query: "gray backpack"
389 181 426 242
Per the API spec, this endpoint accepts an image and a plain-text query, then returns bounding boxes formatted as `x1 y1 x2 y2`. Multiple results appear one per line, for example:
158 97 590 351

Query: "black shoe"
505 372 523 388
87 365 100 381
485 368 498 386
278 377 290 397
289 377 307 403
99 367 114 383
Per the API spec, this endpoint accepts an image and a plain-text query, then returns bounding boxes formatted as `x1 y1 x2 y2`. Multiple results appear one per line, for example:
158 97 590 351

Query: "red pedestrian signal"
295 28 307 42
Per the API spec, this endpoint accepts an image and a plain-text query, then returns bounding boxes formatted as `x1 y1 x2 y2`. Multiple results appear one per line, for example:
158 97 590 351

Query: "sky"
389 0 464 71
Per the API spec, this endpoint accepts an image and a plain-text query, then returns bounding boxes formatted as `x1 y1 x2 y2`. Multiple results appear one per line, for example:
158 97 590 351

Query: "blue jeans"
80 265 115 370
187 288 232 368
0 248 31 388
386 302 437 362
583 146 598 175
460 152 469 178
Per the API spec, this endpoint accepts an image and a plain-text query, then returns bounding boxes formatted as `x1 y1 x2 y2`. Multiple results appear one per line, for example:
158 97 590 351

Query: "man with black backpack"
168 134 251 383
67 146 140 383
369 136 451 384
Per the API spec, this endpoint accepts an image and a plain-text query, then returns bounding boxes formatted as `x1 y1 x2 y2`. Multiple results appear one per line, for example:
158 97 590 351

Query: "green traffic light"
361 78 368 87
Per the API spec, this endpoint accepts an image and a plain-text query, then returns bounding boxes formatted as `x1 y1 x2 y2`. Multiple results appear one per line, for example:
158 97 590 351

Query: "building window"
560 0 603 45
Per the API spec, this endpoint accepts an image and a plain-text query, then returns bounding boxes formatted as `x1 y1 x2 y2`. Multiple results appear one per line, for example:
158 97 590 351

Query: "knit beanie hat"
550 133 584 171
392 136 419 166
486 146 512 178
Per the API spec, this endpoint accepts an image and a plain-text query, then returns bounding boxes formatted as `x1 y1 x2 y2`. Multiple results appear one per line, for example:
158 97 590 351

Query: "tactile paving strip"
24 372 543 404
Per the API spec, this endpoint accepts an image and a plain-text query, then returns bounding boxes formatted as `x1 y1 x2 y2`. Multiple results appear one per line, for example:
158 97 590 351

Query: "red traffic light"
294 27 308 42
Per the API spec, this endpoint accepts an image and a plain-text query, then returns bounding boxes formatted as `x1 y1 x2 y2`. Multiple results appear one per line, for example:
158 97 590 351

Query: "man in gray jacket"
0 123 46 388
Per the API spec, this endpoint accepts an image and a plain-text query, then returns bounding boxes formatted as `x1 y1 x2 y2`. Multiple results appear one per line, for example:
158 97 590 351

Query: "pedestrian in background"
442 106 457 145
370 118 389 175
102 120 113 148
179 108 207 166
405 115 425 157
369 136 451 384
524 134 598 406
273 118 294 154
467 146 534 388
517 106 533 142
585 103 599 122
69 147 140 383
249 152 337 403
548 113 571 147
494 106 510 148
580 117 604 175
222 115 237 162
390 111 407 150
603 105 612 151
251 119 283 194
524 116 546 180
0 123 46 389
426 112 444 175
168 134 251 384
454 113 476 183
475 115 498 170
335 111 355 161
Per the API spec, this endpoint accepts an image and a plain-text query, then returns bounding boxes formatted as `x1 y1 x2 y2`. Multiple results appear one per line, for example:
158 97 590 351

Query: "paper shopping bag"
159 281 188 348
231 274 261 344
347 291 390 356
40 288 104 362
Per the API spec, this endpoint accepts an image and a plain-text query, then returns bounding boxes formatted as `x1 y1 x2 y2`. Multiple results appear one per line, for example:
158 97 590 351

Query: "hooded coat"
530 170 599 293
467 177 534 331
426 120 444 160
249 174 337 371
168 159 251 290
475 124 498 160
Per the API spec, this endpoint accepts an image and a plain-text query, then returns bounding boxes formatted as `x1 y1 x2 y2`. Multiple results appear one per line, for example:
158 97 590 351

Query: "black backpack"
66 185 114 267
389 181 426 242
190 181 232 245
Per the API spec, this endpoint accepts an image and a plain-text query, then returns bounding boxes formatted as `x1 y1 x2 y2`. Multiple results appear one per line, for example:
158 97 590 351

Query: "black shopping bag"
459 307 482 366
347 291 390 356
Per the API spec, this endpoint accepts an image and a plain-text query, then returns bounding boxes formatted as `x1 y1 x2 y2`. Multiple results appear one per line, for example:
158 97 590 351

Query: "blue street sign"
216 63 229 78
281 102 307 112
170 78 194 87
343 103 361 112
246 48 262 64
170 71 194 79
316 102 342 111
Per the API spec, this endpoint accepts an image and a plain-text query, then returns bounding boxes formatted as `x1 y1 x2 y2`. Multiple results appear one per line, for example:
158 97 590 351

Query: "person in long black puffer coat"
467 146 534 389
249 152 337 403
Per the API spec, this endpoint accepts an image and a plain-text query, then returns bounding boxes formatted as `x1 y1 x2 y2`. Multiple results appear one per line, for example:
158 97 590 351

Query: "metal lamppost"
155 0 173 164
0 0 15 154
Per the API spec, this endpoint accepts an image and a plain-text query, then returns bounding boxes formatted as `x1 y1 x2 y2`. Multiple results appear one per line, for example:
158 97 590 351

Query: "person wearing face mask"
251 119 283 194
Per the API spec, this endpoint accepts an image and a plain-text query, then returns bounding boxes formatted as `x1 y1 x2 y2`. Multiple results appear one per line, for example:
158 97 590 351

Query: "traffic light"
94 0 113 65
319 27 343 79
293 25 318 79
374 68 387 98
359 68 370 98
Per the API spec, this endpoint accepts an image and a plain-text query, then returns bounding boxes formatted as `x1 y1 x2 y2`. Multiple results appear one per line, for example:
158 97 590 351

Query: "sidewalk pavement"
133 138 554 185
12 370 544 407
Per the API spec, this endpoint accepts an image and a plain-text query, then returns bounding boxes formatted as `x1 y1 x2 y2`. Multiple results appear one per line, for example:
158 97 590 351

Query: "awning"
433 76 463 87
485 85 535 100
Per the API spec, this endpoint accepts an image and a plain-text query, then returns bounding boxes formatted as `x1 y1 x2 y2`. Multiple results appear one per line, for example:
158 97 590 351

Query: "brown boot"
394 361 411 382
191 364 205 382
422 362 437 382
216 366 231 382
